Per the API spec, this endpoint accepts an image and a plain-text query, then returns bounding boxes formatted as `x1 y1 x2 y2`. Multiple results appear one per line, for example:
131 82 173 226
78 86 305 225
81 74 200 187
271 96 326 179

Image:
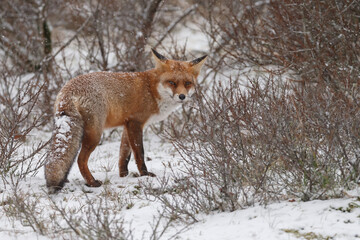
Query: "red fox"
44 49 207 193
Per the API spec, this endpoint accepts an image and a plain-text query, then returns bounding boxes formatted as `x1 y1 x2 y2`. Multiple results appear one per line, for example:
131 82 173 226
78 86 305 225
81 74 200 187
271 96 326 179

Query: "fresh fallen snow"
0 129 359 240
180 197 360 240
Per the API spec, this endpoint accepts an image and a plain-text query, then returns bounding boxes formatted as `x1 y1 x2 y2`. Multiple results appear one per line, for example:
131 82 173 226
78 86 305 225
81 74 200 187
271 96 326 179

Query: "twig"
42 14 93 64
143 0 164 38
154 4 198 48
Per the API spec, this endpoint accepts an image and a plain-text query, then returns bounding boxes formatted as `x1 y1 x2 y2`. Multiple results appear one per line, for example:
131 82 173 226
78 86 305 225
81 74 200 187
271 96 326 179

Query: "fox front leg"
119 128 131 177
125 121 156 177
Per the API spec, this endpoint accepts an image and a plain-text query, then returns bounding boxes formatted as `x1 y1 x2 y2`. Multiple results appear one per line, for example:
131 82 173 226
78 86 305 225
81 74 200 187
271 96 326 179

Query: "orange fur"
44 49 207 193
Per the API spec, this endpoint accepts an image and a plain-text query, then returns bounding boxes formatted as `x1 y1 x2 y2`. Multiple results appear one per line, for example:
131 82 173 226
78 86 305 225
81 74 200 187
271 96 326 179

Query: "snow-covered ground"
0 128 359 240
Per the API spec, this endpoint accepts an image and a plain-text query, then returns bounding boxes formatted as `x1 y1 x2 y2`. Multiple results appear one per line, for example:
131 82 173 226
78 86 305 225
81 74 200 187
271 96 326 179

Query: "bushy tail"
45 110 83 194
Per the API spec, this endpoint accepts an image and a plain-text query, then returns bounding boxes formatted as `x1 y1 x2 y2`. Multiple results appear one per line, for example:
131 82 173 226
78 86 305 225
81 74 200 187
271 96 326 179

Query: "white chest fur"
146 99 181 126
145 83 181 126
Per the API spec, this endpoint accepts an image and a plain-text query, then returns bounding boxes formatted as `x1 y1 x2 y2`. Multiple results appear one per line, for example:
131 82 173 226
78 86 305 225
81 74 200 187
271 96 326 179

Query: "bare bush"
3 185 134 239
145 70 359 222
0 0 53 72
197 0 360 81
71 0 198 73
144 76 285 222
0 62 48 184
144 0 360 220
74 0 163 72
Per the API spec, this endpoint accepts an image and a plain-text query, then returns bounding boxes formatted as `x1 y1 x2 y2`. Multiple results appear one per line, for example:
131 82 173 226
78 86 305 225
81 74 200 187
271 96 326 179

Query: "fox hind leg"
77 127 103 187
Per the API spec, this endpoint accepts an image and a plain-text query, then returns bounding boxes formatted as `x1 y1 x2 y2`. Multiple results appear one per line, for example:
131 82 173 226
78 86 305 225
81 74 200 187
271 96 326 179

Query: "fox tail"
44 107 83 194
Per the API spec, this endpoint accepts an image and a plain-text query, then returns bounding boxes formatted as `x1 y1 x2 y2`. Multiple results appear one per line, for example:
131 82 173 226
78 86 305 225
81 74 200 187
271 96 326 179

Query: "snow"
53 115 72 154
54 115 72 135
0 130 359 240
181 198 360 240
162 22 209 54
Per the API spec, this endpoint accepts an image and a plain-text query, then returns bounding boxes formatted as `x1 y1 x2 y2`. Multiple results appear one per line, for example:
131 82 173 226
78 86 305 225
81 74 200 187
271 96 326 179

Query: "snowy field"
0 128 359 240
1 3 360 239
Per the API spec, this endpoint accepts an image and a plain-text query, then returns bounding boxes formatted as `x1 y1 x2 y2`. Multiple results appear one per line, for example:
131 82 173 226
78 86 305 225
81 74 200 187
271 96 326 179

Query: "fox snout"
176 90 193 101
159 81 195 103
174 89 193 102
179 94 186 100
174 83 195 102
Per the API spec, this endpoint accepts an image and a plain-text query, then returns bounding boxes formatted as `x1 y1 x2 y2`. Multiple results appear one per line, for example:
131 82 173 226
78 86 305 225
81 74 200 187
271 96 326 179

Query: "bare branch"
154 4 198 48
42 14 93 64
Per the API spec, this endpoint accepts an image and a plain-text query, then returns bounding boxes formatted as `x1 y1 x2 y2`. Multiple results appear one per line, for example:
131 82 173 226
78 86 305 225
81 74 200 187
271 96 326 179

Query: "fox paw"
120 171 129 177
140 171 156 177
85 180 102 187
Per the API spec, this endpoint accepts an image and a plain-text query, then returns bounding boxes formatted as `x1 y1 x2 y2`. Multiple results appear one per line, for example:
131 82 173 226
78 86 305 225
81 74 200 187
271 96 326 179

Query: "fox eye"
185 81 192 87
168 81 176 86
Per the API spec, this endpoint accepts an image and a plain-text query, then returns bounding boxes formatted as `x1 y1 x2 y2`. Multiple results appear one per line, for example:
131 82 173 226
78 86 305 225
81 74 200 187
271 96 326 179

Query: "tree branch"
42 14 93 64
154 4 198 48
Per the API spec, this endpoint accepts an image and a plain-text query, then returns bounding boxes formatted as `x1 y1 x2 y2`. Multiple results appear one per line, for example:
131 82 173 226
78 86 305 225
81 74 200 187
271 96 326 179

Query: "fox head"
151 49 207 103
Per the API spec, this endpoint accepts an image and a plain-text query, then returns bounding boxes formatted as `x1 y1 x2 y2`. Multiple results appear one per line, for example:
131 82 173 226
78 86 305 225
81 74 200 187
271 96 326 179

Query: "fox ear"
151 48 167 68
190 55 207 76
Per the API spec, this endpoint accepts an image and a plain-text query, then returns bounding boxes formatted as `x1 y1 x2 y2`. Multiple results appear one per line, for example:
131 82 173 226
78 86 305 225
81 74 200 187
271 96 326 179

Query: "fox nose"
179 94 186 100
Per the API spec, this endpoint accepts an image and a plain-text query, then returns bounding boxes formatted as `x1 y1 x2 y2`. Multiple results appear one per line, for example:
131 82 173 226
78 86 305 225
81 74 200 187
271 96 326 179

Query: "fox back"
45 49 207 193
